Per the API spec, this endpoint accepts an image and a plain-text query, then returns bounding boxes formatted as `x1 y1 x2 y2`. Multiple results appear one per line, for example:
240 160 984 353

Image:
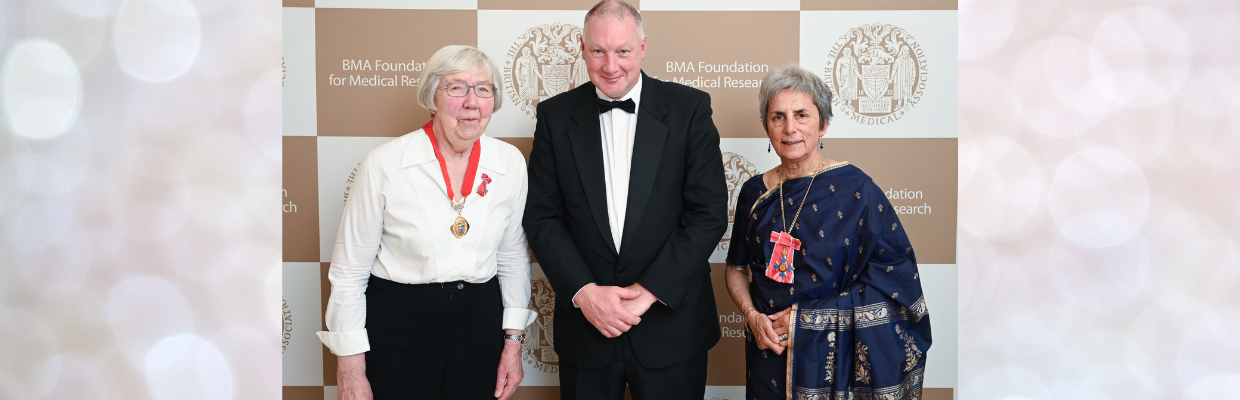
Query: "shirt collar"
401 122 437 169
400 119 505 175
594 76 642 114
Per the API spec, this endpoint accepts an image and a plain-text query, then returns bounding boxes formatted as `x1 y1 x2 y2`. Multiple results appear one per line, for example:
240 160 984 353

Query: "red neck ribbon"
423 120 481 201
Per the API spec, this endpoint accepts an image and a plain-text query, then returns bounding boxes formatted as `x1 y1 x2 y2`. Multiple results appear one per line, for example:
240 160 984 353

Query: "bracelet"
743 309 757 336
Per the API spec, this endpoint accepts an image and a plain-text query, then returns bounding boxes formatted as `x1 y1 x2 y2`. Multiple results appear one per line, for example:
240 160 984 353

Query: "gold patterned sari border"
793 366 926 400
785 302 798 400
748 162 851 217
797 298 927 332
784 161 850 180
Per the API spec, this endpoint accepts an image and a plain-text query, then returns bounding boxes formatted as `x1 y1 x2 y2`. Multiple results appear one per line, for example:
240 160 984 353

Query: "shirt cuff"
502 308 538 330
571 283 594 308
317 329 370 356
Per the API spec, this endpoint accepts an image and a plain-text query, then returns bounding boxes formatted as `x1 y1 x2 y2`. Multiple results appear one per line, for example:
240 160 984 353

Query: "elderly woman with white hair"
317 45 536 400
724 65 932 400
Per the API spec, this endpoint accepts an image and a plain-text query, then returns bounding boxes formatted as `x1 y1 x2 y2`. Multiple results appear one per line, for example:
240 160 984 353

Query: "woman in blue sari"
725 65 931 400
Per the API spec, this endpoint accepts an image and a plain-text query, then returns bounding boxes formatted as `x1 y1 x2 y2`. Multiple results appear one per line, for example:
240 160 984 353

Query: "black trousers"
364 274 503 400
559 335 708 400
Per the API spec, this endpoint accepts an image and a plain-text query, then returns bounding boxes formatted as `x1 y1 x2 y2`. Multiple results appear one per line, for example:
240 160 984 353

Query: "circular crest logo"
523 277 560 373
504 23 589 118
282 296 292 354
343 161 362 205
824 23 927 125
719 152 758 252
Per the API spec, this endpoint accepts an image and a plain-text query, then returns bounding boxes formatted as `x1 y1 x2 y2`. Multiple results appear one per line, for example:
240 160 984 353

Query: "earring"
820 140 824 149
767 142 771 153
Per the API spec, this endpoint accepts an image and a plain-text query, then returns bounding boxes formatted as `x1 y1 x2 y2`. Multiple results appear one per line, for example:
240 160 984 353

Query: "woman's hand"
727 267 789 354
336 354 373 400
747 309 786 355
769 307 793 349
494 332 524 400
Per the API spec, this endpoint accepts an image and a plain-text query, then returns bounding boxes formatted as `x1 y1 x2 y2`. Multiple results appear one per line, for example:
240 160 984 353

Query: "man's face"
581 15 645 99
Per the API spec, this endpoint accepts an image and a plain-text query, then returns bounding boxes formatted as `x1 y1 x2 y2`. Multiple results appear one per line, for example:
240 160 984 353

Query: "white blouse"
317 128 538 357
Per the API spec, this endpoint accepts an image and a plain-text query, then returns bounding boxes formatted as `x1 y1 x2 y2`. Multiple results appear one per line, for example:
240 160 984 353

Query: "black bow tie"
597 98 636 114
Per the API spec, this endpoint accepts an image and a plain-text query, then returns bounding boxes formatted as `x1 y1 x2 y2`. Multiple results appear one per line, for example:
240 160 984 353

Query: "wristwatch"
503 334 525 344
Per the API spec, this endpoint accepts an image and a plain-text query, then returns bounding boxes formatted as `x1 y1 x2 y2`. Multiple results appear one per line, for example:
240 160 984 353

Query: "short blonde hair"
416 45 504 113
584 0 644 38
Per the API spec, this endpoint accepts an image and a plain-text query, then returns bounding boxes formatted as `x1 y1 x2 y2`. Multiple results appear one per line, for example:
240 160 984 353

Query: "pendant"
766 231 801 284
451 215 470 238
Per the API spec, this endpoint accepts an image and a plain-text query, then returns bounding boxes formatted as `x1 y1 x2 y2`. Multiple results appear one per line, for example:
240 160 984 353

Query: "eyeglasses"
440 82 496 98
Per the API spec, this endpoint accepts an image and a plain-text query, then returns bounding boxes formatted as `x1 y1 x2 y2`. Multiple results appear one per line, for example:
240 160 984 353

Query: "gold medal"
424 119 482 240
450 215 470 238
450 199 468 238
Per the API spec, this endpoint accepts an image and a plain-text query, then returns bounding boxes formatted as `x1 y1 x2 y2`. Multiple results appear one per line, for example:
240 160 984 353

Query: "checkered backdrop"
282 1 958 399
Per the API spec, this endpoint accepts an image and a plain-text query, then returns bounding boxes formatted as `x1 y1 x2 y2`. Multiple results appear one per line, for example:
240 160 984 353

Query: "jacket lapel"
566 85 618 255
619 73 667 254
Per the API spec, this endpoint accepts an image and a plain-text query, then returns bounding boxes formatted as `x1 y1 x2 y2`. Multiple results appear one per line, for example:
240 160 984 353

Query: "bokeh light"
961 0 1240 397
34 354 117 400
1 39 82 139
108 276 195 367
1048 148 1148 248
0 0 1235 398
25 0 108 68
143 334 233 400
0 0 279 398
112 0 201 82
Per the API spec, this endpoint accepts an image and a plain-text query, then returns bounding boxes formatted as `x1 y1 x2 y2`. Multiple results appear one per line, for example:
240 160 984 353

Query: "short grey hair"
584 0 644 38
416 45 503 113
758 64 833 131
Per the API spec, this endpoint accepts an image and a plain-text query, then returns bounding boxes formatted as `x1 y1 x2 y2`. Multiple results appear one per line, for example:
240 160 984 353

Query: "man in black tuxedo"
522 1 728 399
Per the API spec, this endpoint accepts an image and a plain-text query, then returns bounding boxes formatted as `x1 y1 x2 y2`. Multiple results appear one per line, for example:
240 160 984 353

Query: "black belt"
367 274 497 296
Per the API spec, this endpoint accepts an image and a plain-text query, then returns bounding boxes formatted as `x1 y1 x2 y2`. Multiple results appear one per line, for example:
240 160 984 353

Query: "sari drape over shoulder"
726 163 931 400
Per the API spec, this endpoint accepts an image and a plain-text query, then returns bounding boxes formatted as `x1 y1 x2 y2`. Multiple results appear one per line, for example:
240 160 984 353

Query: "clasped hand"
748 308 792 355
575 282 658 338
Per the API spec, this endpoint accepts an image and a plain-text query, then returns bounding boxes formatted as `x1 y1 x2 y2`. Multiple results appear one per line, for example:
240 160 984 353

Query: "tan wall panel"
508 386 561 400
323 345 338 386
282 386 324 400
320 262 331 331
923 388 954 400
707 263 746 385
479 0 638 10
320 262 337 386
283 0 314 7
316 9 478 137
284 137 320 262
801 0 957 10
496 137 535 164
643 11 799 138
824 138 956 264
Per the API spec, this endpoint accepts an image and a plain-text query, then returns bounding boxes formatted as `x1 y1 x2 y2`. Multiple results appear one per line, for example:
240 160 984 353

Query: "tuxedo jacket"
523 72 729 370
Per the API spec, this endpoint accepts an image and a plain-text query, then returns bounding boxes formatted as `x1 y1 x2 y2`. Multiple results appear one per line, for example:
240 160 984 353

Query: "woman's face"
766 89 826 165
432 65 494 143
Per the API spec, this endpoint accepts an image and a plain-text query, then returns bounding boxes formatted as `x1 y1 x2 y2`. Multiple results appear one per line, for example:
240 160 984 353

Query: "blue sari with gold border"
726 163 931 400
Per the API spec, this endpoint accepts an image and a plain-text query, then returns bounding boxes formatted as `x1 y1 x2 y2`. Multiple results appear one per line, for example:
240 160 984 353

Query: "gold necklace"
778 160 823 236
781 160 821 180
764 159 824 284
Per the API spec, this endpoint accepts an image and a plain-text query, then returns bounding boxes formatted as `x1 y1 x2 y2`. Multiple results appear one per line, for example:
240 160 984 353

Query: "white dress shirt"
597 78 642 252
571 79 644 307
317 128 538 356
